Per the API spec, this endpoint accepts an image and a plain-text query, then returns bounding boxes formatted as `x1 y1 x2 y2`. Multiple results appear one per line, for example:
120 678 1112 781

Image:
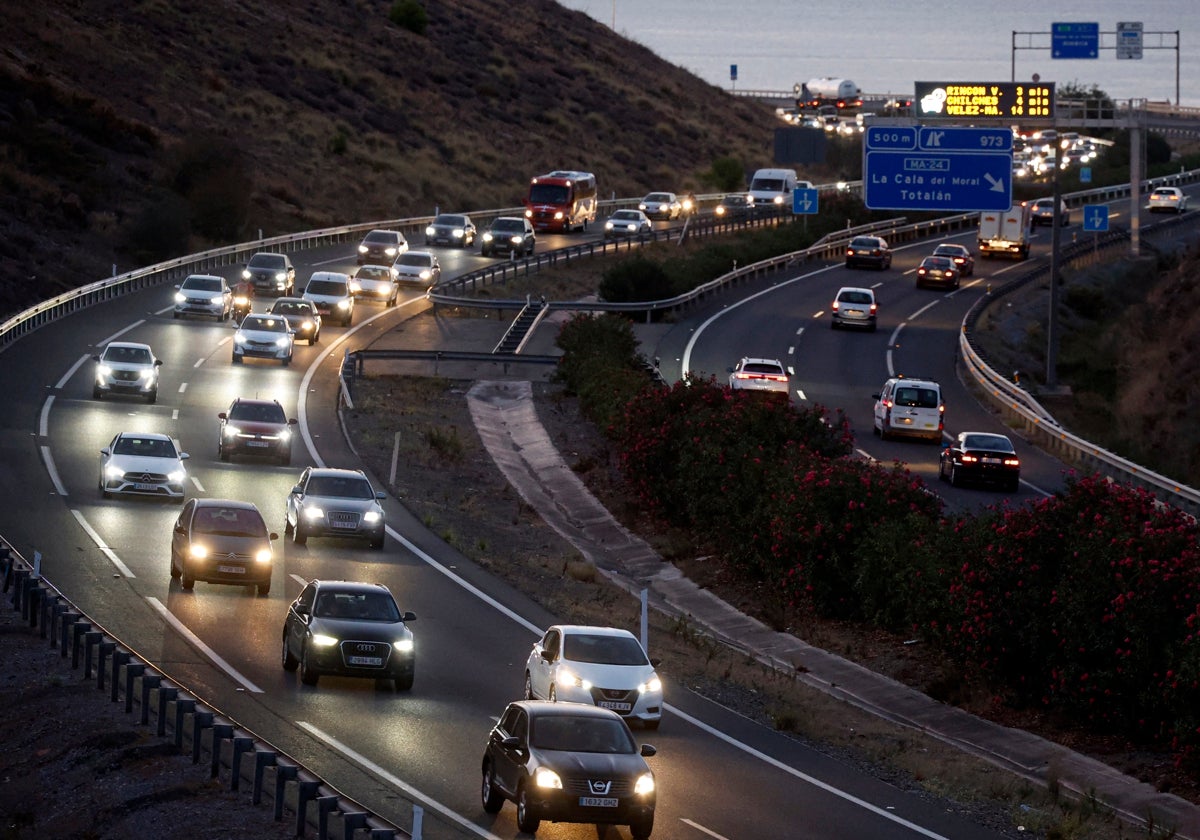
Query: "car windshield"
113 436 177 458
750 177 786 191
724 196 749 206
396 253 432 267
306 475 374 499
102 345 152 365
248 254 285 269
306 280 348 296
645 193 670 202
850 237 881 248
183 277 222 292
563 633 649 666
528 184 569 204
492 219 524 233
364 231 397 244
192 506 267 538
356 267 391 281
895 387 939 408
923 258 952 270
531 715 634 754
270 301 311 316
838 291 873 304
933 246 964 257
241 316 287 333
963 434 1014 452
433 215 465 226
314 591 400 621
611 211 639 221
741 362 784 375
229 402 286 423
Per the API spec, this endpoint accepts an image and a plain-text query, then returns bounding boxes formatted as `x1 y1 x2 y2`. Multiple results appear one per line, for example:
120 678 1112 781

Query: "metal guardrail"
0 541 411 838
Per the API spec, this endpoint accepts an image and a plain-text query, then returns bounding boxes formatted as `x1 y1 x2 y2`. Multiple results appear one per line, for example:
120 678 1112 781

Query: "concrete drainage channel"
0 539 416 840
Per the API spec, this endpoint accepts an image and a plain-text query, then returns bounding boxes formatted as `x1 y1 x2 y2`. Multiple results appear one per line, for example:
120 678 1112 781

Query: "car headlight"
510 235 524 245
552 211 564 220
639 676 662 694
274 271 287 283
168 470 186 483
275 337 290 348
424 225 436 236
534 768 562 790
234 333 248 345
715 206 726 216
242 269 252 280
311 634 338 647
174 292 187 304
337 300 351 310
557 669 591 690
301 320 313 330
278 429 292 442
254 549 272 564
139 368 157 381
223 425 241 438
96 364 113 378
605 222 614 231
634 773 655 796
392 639 413 653
188 544 209 560
363 510 381 523
482 232 494 242
105 465 125 479
773 195 784 205
452 227 464 237
303 506 325 519
385 247 397 257
418 270 431 280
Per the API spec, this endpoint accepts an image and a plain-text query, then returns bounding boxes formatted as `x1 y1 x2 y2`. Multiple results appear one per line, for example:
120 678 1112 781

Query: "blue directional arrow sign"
1053 22 1099 59
864 126 1012 211
792 187 819 215
1083 205 1109 231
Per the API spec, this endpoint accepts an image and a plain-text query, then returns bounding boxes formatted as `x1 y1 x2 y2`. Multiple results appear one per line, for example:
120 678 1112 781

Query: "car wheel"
481 763 505 814
949 464 962 487
219 443 230 463
181 565 195 591
879 425 891 441
630 815 654 840
146 389 157 404
173 312 180 320
169 553 181 580
300 645 319 686
281 356 290 367
643 718 661 732
256 580 270 597
516 784 540 834
309 333 318 345
393 669 414 692
232 354 242 365
92 386 103 399
281 633 298 672
387 294 396 308
548 685 557 703
369 533 385 550
1007 478 1021 493
279 448 291 467
293 522 307 546
283 516 293 536
524 672 534 700
99 478 111 499
938 460 948 482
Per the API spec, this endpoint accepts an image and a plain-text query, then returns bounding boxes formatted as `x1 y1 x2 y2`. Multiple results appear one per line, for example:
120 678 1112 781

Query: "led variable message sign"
914 82 1055 120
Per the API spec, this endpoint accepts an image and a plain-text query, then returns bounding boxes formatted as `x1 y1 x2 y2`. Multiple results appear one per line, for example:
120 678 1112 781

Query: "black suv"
356 229 408 265
218 398 298 465
242 252 296 296
480 217 536 258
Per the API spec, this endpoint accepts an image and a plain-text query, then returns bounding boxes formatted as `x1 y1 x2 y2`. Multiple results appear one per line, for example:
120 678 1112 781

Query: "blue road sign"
1052 22 1099 59
1080 166 1092 183
1083 205 1109 231
730 64 738 81
864 126 1012 211
792 187 819 215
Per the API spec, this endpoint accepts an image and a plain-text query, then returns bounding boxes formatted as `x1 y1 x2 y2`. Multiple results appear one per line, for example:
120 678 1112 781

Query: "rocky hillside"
0 0 785 317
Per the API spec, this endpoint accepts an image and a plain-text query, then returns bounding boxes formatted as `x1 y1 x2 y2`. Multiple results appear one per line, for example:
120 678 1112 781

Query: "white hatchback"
524 625 663 730
232 314 294 366
99 432 189 502
1148 187 1189 214
831 286 877 331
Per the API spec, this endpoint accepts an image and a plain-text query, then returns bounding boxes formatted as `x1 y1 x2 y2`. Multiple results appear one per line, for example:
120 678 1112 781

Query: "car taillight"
1004 458 1021 467
961 454 979 463
869 304 877 314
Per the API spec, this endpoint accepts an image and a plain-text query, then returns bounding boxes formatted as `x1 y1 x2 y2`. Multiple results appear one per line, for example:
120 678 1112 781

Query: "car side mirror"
288 418 298 426
290 484 302 495
375 492 386 500
218 412 228 420
100 447 111 456
401 611 417 622
269 532 280 541
501 735 521 749
649 657 661 668
179 453 190 461
540 649 554 663
154 359 163 367
872 394 881 400
640 744 657 757
295 604 310 617
174 284 181 290
92 354 101 362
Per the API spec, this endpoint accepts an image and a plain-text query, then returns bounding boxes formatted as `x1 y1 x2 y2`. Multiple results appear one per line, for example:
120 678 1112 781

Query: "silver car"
285 467 387 550
173 274 232 321
638 192 681 220
392 251 442 287
232 314 294 366
92 341 163 403
302 272 356 326
424 213 477 247
99 432 189 502
352 264 399 307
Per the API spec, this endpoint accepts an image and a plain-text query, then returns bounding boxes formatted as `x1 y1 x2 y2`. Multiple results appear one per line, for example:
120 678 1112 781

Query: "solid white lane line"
681 819 731 839
57 355 91 390
41 445 67 497
69 509 135 578
146 597 263 693
39 396 53 437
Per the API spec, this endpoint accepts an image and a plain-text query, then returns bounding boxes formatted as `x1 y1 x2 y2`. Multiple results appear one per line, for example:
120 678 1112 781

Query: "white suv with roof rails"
872 377 945 442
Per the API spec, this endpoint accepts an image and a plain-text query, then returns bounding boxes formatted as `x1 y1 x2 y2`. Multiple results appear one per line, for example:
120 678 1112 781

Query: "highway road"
0 194 1182 839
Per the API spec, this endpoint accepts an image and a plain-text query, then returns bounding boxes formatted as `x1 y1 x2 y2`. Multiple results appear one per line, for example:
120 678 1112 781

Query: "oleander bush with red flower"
558 317 1200 757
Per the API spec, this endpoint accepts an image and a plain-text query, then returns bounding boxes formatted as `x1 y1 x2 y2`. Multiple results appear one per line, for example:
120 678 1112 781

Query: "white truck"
978 203 1032 260
800 77 863 110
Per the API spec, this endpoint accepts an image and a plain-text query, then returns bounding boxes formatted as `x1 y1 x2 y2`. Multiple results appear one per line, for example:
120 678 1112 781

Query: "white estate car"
99 432 189 501
524 625 663 730
728 357 790 398
232 314 294 366
1148 186 1189 214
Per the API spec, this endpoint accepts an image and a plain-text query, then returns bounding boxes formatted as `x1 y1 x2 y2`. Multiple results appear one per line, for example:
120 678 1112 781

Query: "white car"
232 313 294 366
524 625 663 730
99 432 189 501
728 357 790 397
872 376 945 442
302 272 356 326
392 250 442 287
830 286 877 331
92 341 163 403
173 274 232 321
603 209 653 239
352 264 399 307
1148 187 1189 214
638 192 681 220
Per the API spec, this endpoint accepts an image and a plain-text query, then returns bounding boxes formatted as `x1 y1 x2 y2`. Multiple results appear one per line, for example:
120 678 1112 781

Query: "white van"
747 168 813 213
872 377 945 442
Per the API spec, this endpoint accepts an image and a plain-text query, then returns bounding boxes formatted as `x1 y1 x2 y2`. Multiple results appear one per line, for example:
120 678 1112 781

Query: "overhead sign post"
914 82 1054 120
1117 21 1143 60
1052 22 1099 58
863 126 1013 212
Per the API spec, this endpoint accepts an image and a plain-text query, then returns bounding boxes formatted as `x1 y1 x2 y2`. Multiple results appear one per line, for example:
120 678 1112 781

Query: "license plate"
217 565 245 574
134 483 158 491
246 441 269 448
347 656 382 666
982 457 1002 465
898 418 912 425
598 701 632 712
579 797 618 808
331 520 357 530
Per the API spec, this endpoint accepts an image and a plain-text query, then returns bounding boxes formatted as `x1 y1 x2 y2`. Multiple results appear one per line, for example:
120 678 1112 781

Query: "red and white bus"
523 170 597 233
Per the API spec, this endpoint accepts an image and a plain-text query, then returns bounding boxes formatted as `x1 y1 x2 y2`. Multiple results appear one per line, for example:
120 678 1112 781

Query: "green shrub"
599 255 673 303
389 0 428 35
